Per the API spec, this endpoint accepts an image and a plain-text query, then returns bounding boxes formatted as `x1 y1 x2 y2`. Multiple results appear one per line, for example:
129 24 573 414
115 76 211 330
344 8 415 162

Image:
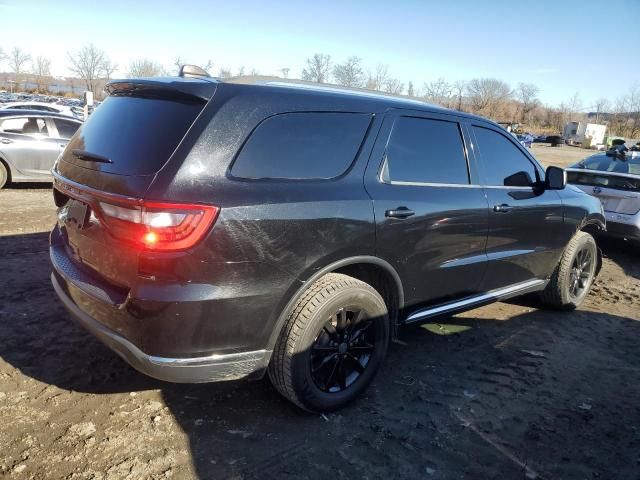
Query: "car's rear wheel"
268 273 389 412
540 231 598 310
0 161 8 189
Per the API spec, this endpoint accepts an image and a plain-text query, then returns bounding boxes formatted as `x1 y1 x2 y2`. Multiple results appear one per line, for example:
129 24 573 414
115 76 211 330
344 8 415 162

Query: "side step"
404 279 547 324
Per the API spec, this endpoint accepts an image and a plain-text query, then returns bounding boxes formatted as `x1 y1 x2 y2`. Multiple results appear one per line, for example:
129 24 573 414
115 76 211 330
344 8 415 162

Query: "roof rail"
179 64 211 79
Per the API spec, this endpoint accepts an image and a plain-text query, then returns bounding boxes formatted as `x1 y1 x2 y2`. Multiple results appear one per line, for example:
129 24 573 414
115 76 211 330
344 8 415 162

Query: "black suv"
50 74 605 412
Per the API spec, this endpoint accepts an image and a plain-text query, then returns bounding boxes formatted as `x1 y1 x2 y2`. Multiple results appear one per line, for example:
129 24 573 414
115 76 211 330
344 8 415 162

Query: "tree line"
1 45 638 138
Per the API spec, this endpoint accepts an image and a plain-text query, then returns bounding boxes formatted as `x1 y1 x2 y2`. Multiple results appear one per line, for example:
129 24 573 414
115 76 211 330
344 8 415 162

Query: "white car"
566 147 640 242
0 102 77 118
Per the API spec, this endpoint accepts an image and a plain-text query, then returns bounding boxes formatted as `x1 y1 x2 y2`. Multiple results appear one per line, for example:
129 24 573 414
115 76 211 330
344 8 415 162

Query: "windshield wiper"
72 149 113 164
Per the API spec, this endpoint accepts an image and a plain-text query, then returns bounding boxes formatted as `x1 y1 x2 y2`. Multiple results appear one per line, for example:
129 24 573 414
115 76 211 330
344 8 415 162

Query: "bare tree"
67 44 116 95
250 68 259 76
592 98 610 124
466 78 512 119
9 47 32 89
515 82 540 123
237 66 245 77
32 56 52 92
567 92 583 121
366 64 390 91
128 59 165 78
301 53 331 83
383 78 404 95
280 67 290 78
173 56 213 75
626 84 640 137
218 67 232 79
407 81 415 97
423 78 452 107
452 80 466 111
333 56 364 88
0 47 6 64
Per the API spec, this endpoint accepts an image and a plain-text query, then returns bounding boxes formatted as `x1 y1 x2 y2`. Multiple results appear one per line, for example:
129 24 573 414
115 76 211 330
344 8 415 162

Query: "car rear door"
468 122 566 290
0 116 61 178
364 111 489 313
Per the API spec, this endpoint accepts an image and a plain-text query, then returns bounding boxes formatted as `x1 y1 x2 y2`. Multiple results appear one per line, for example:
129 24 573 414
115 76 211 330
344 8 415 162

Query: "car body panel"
49 78 606 383
566 152 639 239
0 110 80 182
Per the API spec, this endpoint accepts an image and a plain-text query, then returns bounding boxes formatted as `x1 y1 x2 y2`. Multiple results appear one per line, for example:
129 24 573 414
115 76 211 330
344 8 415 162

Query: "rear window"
579 154 640 176
63 95 205 175
567 171 640 192
230 112 371 180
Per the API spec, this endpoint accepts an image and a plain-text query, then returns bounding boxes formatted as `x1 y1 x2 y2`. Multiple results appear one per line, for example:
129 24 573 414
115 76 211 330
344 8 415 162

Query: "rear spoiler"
105 77 218 102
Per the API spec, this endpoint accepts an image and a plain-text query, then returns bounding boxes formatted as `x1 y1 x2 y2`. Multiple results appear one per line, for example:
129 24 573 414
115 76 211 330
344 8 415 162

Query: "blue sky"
1 0 638 108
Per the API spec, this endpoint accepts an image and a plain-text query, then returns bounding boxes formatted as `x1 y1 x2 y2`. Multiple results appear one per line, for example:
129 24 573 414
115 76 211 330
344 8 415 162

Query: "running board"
405 279 547 324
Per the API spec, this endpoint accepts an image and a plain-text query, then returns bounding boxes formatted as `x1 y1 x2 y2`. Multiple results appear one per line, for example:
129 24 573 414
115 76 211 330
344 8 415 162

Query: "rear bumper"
52 273 271 383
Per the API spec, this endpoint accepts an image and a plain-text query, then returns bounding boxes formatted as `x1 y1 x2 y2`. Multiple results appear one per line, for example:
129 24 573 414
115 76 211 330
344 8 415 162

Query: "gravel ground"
1 146 639 479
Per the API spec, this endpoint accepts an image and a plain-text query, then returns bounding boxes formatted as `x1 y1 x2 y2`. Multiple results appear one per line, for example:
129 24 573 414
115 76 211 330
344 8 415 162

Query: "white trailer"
563 122 606 147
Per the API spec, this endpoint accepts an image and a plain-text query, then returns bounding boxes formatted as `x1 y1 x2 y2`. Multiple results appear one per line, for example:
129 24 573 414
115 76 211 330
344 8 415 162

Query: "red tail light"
97 200 219 251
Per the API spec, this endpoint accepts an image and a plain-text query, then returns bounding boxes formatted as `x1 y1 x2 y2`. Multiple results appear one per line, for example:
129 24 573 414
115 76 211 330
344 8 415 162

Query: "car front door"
0 116 62 178
365 112 489 314
468 122 565 291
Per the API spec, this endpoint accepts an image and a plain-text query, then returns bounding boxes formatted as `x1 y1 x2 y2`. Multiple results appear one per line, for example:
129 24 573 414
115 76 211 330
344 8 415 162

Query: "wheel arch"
0 154 12 185
578 216 605 275
266 256 404 351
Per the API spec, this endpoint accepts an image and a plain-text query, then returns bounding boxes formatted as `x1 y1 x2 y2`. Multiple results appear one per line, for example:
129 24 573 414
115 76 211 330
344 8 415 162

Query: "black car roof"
224 78 488 121
0 109 82 121
106 75 490 124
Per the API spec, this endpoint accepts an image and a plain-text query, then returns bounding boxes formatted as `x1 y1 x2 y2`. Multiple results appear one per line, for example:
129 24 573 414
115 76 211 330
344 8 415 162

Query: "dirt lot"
1 147 639 479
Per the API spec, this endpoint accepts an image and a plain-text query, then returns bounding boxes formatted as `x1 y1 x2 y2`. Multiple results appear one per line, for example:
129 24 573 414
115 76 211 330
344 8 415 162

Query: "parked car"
50 75 605 412
0 101 77 118
0 110 82 188
547 135 564 147
566 147 640 242
517 134 533 148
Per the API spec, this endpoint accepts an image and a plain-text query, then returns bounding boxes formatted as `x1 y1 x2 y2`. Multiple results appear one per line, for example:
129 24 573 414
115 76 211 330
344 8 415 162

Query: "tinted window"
383 117 468 184
54 118 80 139
473 126 538 186
580 154 640 176
231 113 371 180
64 95 205 175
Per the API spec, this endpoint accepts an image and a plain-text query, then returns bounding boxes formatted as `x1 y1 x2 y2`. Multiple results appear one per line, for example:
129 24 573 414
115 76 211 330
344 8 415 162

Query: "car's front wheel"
540 231 598 310
0 161 8 189
268 273 389 412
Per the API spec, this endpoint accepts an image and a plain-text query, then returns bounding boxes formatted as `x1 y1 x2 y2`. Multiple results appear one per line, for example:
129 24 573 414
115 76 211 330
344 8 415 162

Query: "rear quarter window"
230 112 371 180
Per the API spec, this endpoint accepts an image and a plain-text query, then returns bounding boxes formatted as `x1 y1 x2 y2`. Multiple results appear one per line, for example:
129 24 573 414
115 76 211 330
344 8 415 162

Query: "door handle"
59 143 67 149
385 206 415 219
493 203 513 213
0 137 12 144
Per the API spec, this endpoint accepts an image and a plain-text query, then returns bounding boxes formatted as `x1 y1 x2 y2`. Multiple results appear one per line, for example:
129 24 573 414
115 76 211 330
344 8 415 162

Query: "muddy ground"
1 147 639 479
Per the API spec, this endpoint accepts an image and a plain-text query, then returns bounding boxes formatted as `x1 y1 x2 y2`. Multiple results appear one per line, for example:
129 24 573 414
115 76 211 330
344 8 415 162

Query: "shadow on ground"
1 231 639 479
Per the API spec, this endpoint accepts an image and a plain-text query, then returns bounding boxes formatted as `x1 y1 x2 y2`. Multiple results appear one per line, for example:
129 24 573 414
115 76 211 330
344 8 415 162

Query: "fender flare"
265 255 404 351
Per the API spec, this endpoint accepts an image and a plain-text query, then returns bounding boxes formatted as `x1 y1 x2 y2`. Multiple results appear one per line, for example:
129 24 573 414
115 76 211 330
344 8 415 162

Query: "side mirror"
545 166 566 190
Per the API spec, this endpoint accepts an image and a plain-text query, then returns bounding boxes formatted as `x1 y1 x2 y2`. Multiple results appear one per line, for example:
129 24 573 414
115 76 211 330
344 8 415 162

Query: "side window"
0 117 48 136
231 112 371 180
53 119 80 139
0 118 29 133
382 116 469 184
473 126 538 187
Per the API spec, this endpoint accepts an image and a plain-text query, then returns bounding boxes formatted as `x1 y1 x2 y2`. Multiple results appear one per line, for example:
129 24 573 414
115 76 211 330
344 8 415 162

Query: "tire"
0 161 8 189
268 273 389 412
540 231 598 310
